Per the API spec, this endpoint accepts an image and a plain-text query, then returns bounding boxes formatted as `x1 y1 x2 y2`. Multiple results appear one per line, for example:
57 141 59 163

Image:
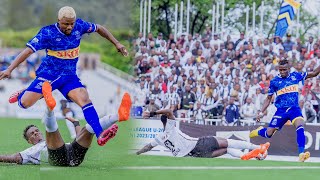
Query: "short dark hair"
279 59 289 66
23 125 37 141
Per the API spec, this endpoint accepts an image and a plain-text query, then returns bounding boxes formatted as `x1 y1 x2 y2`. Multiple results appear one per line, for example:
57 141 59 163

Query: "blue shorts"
269 107 303 130
25 74 85 101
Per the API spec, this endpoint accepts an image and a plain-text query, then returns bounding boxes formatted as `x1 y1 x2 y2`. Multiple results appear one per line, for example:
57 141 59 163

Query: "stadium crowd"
131 28 320 125
0 49 42 84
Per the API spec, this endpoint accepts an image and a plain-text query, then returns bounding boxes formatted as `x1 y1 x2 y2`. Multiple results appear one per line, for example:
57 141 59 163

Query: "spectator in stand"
240 97 257 120
224 97 240 126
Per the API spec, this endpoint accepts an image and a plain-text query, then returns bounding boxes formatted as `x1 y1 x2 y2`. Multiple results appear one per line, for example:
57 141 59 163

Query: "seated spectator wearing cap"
283 33 295 52
235 32 247 50
155 32 165 47
180 84 196 110
144 95 160 113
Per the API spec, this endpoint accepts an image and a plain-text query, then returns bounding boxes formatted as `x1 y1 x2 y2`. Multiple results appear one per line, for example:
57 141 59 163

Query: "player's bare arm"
136 143 155 155
65 117 81 136
96 24 128 57
306 65 320 79
256 95 273 122
0 47 33 80
143 108 175 120
0 153 23 164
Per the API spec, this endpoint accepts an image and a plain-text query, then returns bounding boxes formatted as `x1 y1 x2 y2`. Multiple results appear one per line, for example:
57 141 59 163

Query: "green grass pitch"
0 118 319 180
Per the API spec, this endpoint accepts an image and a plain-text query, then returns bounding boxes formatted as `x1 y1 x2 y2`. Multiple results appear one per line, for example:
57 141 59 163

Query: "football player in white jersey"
137 109 270 160
0 90 132 166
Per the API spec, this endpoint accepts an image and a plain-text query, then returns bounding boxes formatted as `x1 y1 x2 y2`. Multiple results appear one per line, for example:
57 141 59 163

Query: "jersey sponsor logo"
276 84 298 96
47 46 80 59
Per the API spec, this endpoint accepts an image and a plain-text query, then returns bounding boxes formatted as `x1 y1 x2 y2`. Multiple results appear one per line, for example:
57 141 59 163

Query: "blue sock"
82 103 103 138
258 128 272 138
296 125 305 154
17 90 27 109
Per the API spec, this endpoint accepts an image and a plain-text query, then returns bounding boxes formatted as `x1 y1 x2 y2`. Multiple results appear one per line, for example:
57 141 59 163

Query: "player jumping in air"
137 109 270 160
0 84 132 166
0 6 128 146
250 59 320 162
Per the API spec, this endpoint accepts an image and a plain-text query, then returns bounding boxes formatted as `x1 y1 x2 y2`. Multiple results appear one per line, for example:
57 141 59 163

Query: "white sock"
42 109 58 133
65 112 76 139
227 139 259 150
227 148 244 158
85 114 119 134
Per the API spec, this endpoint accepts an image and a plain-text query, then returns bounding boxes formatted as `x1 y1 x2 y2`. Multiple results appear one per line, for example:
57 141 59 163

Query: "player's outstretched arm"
306 65 320 79
256 95 273 122
136 143 155 155
0 47 33 80
0 153 23 164
143 109 175 120
96 24 128 57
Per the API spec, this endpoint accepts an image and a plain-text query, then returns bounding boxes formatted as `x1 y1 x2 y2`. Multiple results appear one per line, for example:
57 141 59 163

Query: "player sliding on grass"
0 83 132 166
137 109 270 160
250 59 320 162
0 6 128 146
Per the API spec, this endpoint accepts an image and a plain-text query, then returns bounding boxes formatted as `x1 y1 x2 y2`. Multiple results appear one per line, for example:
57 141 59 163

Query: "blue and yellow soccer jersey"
26 18 97 76
268 72 308 108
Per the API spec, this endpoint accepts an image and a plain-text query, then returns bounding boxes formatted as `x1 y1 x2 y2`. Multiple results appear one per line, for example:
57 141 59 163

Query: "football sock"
85 114 119 134
17 90 27 109
42 108 58 132
296 125 305 154
258 128 272 138
65 112 76 139
227 148 244 158
82 103 103 138
227 139 259 150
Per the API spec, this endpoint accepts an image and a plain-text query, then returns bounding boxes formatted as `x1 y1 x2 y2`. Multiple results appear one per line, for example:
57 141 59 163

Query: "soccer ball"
255 150 268 160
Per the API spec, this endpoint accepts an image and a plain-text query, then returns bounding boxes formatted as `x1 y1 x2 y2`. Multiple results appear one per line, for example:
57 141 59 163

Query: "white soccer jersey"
19 141 47 165
151 119 198 157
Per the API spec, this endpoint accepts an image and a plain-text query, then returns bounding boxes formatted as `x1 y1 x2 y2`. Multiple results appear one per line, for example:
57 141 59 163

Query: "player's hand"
0 69 12 80
65 116 79 123
256 111 264 122
116 43 128 57
142 111 150 119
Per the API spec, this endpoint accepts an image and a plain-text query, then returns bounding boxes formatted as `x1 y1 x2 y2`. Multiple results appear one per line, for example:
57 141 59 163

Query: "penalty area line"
117 166 320 170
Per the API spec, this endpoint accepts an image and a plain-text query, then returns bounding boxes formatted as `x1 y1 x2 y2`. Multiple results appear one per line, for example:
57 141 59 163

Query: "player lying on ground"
0 6 128 146
0 85 132 166
137 109 270 160
250 59 319 162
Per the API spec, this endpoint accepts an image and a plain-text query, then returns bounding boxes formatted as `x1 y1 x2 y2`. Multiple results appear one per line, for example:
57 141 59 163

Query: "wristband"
149 111 157 117
72 121 80 127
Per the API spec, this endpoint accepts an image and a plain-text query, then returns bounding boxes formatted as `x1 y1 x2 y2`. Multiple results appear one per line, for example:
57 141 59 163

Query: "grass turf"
1 118 320 180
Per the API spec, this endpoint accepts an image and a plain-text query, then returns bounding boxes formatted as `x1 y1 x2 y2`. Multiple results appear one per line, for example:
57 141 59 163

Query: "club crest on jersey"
31 37 39 43
291 76 296 81
55 38 61 42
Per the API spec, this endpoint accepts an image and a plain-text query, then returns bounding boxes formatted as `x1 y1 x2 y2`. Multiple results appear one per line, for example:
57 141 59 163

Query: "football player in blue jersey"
0 6 129 146
250 59 320 162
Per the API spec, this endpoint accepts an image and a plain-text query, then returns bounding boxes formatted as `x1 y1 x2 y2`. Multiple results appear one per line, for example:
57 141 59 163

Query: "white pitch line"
117 166 320 170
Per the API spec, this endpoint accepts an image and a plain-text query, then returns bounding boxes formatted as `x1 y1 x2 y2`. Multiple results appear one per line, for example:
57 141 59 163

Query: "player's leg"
61 75 104 140
250 109 287 138
289 107 310 162
76 92 132 147
16 75 59 109
41 83 71 166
